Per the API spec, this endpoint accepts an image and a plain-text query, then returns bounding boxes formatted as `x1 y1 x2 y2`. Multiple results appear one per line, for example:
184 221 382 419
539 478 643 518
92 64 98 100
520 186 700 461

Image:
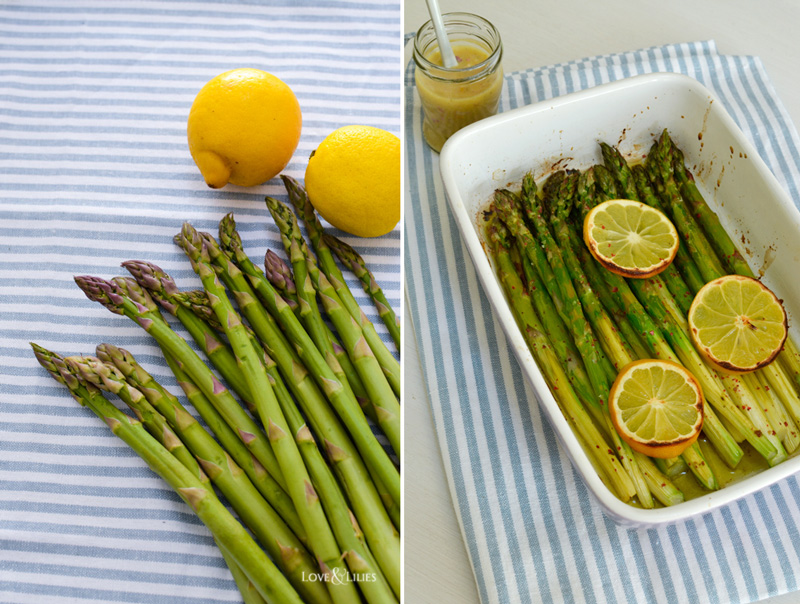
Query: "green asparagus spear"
571 199 762 468
262 245 380 424
264 349 399 603
494 189 614 409
172 282 398 537
265 248 300 310
599 142 703 310
536 172 656 505
551 172 720 492
282 175 401 396
636 455 685 506
630 163 705 296
324 233 401 352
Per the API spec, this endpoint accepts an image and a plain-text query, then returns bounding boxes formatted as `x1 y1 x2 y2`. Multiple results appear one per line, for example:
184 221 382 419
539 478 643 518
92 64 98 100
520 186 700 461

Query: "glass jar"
413 12 503 153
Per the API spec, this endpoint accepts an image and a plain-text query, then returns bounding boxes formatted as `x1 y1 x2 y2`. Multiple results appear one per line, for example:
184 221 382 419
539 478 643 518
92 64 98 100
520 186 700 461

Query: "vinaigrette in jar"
413 13 503 152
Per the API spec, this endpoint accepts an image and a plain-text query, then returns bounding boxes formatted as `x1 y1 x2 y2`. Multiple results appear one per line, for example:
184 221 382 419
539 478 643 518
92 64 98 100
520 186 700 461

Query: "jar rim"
413 12 502 79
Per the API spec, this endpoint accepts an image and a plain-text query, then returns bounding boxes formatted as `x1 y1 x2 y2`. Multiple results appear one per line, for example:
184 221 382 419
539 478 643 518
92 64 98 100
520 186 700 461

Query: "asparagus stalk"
265 248 300 310
31 344 304 604
654 456 688 479
539 172 637 372
255 206 401 462
574 173 743 462
177 226 401 590
484 219 636 501
514 243 598 416
173 284 399 535
188 232 359 604
668 137 752 277
636 455 685 506
324 233 401 352
189 226 401 477
219 545 268 604
79 366 269 604
628 274 786 466
263 247 380 425
593 164 618 202
598 144 695 315
281 175 401 396
511 220 689 502
572 170 651 360
122 263 332 512
630 163 706 297
251 301 399 601
268 207 357 413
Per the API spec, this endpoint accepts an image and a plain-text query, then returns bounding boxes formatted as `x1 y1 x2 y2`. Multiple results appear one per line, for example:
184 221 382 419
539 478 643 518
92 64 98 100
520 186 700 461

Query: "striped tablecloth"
0 2 401 602
404 40 800 604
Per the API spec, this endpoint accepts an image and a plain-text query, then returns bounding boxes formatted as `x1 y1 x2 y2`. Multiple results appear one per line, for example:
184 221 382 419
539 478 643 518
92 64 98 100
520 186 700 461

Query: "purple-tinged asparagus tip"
218 213 243 250
74 275 126 315
264 249 286 287
112 277 158 314
31 342 65 383
122 260 181 301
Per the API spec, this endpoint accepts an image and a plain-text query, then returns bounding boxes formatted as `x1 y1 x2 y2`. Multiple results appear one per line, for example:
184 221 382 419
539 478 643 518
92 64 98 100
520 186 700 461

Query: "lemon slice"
583 199 679 278
688 275 788 373
609 360 704 458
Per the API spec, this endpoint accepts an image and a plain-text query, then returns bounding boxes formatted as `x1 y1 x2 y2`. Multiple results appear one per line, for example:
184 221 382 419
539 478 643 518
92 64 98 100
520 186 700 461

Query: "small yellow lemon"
305 125 400 237
187 68 302 188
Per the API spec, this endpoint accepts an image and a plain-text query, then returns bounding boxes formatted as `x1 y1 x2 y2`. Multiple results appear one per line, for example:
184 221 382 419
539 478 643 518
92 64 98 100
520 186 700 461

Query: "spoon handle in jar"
425 0 458 68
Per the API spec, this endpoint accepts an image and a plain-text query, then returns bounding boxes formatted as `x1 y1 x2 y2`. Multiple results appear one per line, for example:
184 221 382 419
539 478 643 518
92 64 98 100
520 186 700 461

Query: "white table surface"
402 1 800 602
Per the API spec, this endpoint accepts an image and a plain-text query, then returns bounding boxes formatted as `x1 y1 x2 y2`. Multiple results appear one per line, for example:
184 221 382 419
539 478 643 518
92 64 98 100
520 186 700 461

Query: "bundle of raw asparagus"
32 175 401 604
484 129 800 508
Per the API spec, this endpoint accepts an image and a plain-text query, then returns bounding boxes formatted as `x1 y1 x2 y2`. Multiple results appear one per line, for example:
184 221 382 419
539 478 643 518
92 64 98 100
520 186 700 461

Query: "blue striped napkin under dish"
405 40 800 604
0 2 401 602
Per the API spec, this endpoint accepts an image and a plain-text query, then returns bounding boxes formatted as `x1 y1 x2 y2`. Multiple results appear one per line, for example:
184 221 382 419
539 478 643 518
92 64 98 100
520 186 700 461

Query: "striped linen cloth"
0 2 400 602
405 40 800 604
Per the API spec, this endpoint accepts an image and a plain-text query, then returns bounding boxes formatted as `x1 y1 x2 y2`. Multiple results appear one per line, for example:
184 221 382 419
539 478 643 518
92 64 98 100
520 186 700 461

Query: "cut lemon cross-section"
583 199 679 278
688 275 788 373
609 360 704 459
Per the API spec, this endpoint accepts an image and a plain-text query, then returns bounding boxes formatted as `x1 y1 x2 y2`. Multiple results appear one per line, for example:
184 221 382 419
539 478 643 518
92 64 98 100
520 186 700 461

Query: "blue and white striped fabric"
0 2 400 602
405 40 800 604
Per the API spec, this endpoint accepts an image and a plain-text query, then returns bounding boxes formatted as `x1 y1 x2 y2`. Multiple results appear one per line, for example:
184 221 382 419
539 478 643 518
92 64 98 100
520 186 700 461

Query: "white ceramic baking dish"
438 71 800 526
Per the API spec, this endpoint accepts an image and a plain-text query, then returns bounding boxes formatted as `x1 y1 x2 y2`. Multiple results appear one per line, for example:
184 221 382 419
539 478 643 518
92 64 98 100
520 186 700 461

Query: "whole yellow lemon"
187 68 302 188
305 125 400 238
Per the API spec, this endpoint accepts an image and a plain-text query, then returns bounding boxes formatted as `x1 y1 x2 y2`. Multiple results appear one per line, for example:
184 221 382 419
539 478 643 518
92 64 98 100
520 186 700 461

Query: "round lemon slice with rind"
688 275 788 373
609 359 704 459
584 199 679 278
